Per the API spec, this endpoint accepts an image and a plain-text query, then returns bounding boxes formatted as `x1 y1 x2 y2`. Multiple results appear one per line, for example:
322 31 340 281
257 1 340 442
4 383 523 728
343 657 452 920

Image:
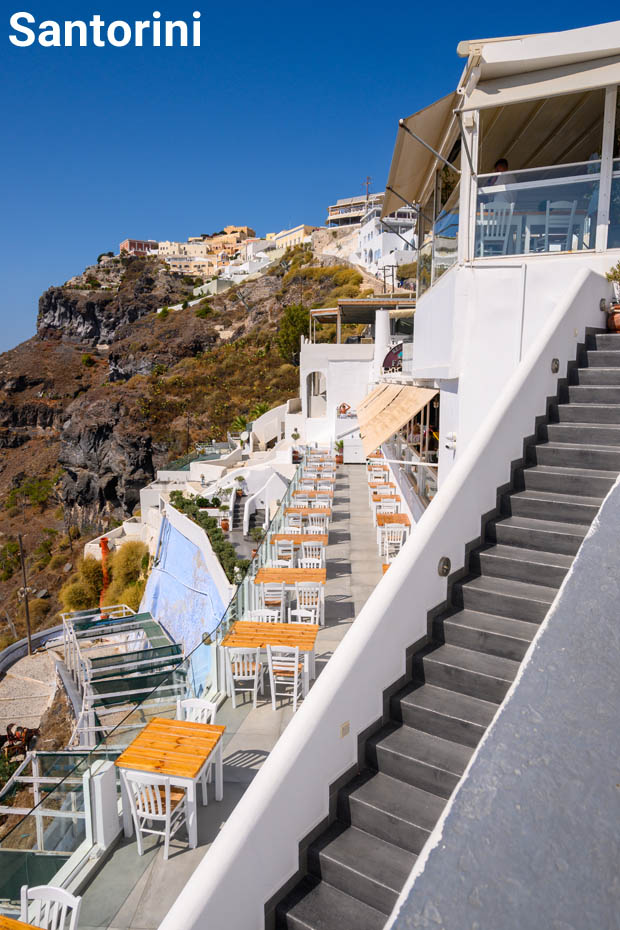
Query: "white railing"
158 267 606 930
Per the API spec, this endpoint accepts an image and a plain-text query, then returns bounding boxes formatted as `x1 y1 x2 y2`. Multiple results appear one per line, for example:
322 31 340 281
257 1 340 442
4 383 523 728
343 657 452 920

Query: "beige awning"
357 383 400 425
359 385 439 457
381 93 458 218
461 53 620 111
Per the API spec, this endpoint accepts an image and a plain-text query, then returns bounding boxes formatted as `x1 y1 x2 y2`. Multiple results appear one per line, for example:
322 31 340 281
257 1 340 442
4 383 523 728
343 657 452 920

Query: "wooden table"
115 717 225 848
221 620 321 694
301 474 335 483
376 513 411 527
368 481 395 489
285 506 331 517
254 567 326 586
0 919 41 930
372 494 401 503
271 533 328 547
293 489 334 499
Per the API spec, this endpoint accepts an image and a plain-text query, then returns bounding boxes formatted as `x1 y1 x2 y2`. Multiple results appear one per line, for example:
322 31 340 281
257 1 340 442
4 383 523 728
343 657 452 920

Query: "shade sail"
382 93 457 218
359 385 439 457
461 54 620 111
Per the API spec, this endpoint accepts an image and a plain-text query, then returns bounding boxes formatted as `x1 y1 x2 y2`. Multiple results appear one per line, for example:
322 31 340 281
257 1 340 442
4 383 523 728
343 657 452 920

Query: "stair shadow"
324 597 355 624
224 748 269 773
327 558 352 579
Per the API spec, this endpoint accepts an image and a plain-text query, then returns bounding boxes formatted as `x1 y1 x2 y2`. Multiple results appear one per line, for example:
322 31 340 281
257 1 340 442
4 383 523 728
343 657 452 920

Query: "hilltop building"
326 191 384 227
271 224 318 250
352 202 417 276
118 237 158 255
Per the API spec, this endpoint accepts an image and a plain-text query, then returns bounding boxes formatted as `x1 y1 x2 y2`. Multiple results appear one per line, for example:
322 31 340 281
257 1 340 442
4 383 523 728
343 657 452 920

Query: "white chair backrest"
308 513 328 529
176 697 216 725
227 647 261 680
123 770 170 819
267 644 300 676
21 886 81 930
480 202 515 252
306 525 324 535
298 557 322 570
385 526 405 545
301 541 324 562
317 482 332 492
249 609 280 623
545 199 577 250
311 497 331 508
283 523 302 534
295 582 321 610
295 495 309 508
275 539 295 561
375 487 393 498
378 499 399 514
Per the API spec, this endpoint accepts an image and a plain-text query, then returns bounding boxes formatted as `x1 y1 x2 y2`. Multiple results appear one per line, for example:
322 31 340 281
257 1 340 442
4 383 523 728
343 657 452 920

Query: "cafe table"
254 567 326 586
293 489 334 499
270 533 328 547
368 481 395 489
284 506 331 519
115 717 225 848
0 919 41 930
221 620 320 694
376 512 411 545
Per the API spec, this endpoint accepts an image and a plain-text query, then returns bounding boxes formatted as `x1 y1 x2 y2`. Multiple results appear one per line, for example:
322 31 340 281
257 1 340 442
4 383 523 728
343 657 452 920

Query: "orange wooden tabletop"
254 567 326 585
221 620 320 651
293 489 334 499
115 717 225 780
301 474 335 482
377 513 411 526
367 464 388 471
0 918 41 930
271 533 328 546
368 481 395 489
285 506 331 516
372 494 401 503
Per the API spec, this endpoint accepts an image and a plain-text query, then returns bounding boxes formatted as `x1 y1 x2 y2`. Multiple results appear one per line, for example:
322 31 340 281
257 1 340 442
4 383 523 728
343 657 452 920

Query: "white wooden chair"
283 520 302 533
544 199 577 252
301 541 325 565
266 645 303 712
298 556 322 570
306 524 325 536
289 582 323 625
382 525 406 562
317 481 333 492
378 499 399 515
20 886 82 930
295 495 310 508
275 539 295 566
121 770 189 860
176 697 217 802
478 201 515 255
260 582 286 619
308 513 328 532
225 646 264 708
312 495 331 508
249 609 280 623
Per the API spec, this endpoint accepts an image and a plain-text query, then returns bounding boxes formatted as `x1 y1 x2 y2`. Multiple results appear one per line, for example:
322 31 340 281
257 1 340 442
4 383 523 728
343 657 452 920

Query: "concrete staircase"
276 332 620 929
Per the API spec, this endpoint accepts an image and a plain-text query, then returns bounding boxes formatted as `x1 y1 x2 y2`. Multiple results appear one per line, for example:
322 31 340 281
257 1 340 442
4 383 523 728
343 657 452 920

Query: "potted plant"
219 503 230 531
249 525 265 558
291 429 302 463
335 439 344 465
235 475 245 498
605 260 620 331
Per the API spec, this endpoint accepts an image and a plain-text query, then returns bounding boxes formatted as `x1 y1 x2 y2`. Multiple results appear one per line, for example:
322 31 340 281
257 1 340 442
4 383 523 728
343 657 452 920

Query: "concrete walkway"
0 651 57 732
78 464 384 929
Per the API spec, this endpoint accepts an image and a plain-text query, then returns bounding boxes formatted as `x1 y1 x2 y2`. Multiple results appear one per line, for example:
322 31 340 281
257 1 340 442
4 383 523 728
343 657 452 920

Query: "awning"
461 53 620 111
358 385 439 457
382 93 457 218
357 383 400 423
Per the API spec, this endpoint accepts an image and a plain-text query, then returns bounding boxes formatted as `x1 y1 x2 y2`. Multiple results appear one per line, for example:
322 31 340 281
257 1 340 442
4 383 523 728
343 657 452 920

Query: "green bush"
0 540 20 581
195 303 213 319
49 552 68 570
397 261 417 281
107 541 148 590
182 300 189 309
81 354 95 367
159 307 170 320
59 556 104 612
7 475 56 510
277 304 310 364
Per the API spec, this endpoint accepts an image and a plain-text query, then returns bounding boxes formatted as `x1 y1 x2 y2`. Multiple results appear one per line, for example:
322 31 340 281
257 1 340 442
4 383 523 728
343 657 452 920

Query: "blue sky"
1 1 613 352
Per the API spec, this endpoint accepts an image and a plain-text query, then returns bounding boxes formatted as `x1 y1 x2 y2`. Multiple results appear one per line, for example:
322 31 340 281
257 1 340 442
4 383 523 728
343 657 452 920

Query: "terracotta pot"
236 489 243 498
251 548 258 559
607 308 620 332
221 519 229 531
335 454 344 465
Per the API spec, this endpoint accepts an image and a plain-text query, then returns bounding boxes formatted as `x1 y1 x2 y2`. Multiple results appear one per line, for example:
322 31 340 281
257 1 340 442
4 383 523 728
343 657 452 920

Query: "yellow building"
273 224 318 251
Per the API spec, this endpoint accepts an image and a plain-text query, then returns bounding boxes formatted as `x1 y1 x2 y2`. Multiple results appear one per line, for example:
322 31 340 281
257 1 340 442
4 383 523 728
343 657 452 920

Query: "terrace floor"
78 464 383 929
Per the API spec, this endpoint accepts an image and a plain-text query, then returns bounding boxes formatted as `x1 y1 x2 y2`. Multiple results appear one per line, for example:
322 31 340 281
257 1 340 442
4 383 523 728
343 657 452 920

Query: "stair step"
340 772 445 855
506 488 601 524
392 682 496 748
544 423 620 446
568 384 620 403
368 724 472 799
592 332 620 349
529 440 620 470
435 608 536 661
586 349 620 367
414 643 519 703
472 543 571 588
576 367 620 385
488 515 589 555
454 574 555 623
523 464 617 497
280 877 386 930
558 402 620 423
309 825 416 915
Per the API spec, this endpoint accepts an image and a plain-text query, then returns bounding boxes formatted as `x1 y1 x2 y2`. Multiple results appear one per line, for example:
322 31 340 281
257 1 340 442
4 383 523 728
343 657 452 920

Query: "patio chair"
301 541 325 565
295 495 310 508
225 646 264 709
544 199 577 252
283 523 302 534
260 581 286 618
308 513 328 532
20 885 82 930
266 645 303 712
289 582 323 625
317 481 333 493
298 556 322 570
121 770 189 861
306 524 325 536
312 496 332 508
249 609 280 623
381 525 406 562
478 201 515 256
176 697 217 802
275 539 296 566
378 499 399 514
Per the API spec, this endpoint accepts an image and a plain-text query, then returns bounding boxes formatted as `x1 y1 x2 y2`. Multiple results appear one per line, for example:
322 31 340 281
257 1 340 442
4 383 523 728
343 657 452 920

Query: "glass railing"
0 456 308 906
432 197 459 282
475 160 601 257
609 158 620 250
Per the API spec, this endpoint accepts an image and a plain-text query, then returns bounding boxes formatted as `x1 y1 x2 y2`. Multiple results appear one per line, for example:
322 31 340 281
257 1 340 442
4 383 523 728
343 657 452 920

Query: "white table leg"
215 741 223 801
187 780 198 848
302 655 310 697
120 774 133 838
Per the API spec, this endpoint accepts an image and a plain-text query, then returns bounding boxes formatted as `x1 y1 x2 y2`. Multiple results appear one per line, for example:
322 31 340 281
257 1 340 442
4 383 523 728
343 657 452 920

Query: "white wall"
158 267 606 930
